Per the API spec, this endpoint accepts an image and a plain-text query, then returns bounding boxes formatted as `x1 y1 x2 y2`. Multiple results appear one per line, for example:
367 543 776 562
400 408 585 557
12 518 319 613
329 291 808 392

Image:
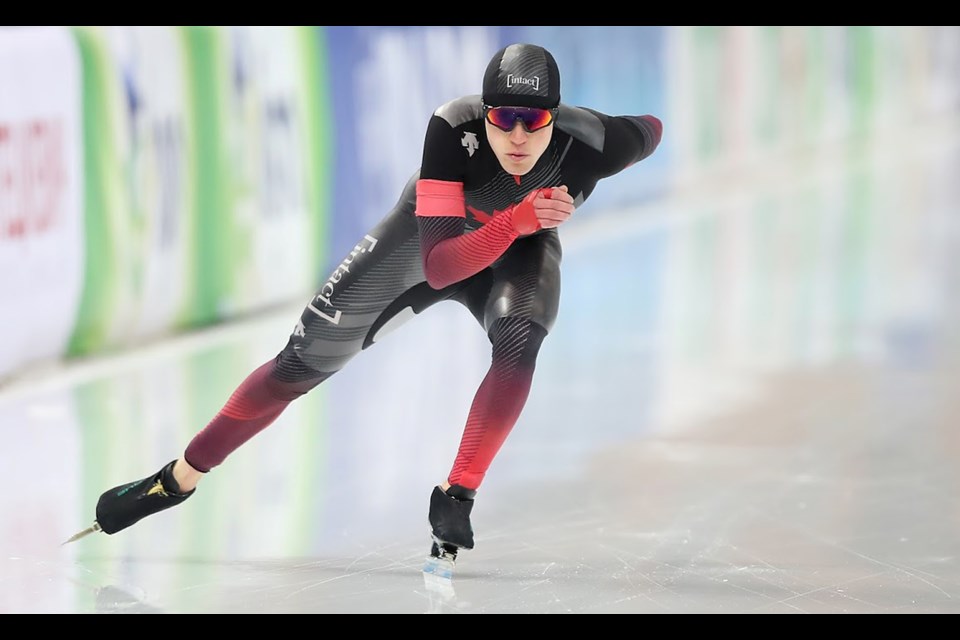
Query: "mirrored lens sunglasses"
483 104 558 133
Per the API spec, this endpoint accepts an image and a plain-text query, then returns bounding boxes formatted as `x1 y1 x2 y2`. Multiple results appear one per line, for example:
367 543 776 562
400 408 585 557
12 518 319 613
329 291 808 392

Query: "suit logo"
507 74 540 91
461 132 479 157
466 205 512 225
306 234 379 326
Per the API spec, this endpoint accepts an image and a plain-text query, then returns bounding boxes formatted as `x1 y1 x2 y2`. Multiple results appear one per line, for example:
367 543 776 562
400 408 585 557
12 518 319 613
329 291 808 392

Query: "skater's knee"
267 345 332 400
488 317 548 365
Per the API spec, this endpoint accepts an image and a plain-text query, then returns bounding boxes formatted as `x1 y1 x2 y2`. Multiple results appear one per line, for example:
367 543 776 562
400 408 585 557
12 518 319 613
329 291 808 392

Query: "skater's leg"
89 343 332 536
177 349 329 485
446 315 548 490
446 229 560 493
426 231 560 561
426 316 546 554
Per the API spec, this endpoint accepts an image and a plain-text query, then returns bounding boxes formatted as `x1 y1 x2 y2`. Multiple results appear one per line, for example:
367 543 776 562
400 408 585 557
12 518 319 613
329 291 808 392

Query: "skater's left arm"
588 110 663 179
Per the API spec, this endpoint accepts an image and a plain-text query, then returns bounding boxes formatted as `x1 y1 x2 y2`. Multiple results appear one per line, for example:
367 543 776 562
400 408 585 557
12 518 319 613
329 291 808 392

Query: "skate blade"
61 521 101 546
422 553 455 580
422 568 457 602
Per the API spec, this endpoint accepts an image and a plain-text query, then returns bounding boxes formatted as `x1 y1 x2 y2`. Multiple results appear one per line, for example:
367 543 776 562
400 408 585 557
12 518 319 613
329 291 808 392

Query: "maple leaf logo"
466 205 511 225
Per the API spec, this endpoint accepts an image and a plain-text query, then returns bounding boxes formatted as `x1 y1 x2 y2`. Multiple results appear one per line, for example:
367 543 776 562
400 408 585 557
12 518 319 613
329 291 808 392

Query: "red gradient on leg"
447 357 535 490
184 359 304 472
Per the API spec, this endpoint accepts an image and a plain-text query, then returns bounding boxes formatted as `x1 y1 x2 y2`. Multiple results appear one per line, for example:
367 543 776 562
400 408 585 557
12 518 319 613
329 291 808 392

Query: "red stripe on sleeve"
421 211 520 289
416 179 466 218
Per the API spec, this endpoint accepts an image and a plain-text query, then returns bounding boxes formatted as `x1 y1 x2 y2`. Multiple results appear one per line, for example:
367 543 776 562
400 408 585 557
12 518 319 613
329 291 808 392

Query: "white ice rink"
2 126 960 614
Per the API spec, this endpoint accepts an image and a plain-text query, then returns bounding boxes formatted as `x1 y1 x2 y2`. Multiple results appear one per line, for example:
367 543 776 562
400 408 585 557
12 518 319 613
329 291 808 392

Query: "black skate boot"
63 460 195 544
422 484 475 579
95 460 195 534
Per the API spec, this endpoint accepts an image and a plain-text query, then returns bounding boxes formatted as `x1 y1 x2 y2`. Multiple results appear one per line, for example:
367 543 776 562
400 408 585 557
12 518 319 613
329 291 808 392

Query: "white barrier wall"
64 26 330 358
0 26 83 380
85 26 193 347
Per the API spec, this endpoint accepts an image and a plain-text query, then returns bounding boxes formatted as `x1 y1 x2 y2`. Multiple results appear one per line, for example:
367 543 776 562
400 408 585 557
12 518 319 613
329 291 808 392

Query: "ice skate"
422 485 475 579
62 460 194 545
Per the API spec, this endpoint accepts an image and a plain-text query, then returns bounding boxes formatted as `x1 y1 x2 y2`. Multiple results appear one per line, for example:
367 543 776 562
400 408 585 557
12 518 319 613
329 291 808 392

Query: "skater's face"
484 105 555 176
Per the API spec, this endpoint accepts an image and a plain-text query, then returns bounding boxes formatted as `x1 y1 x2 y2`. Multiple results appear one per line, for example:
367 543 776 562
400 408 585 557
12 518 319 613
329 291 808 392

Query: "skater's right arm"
414 115 570 290
416 183 555 290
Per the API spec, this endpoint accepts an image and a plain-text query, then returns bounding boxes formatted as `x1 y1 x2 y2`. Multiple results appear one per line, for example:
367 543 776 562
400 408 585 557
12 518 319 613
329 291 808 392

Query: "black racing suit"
184 95 662 491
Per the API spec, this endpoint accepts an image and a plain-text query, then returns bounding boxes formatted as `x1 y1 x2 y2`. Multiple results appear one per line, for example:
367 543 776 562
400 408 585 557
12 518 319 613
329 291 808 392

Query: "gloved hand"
509 185 575 235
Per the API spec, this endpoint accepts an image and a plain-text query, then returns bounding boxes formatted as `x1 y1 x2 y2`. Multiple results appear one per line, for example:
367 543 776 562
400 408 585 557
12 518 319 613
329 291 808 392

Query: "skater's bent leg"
176 347 330 489
446 316 548 492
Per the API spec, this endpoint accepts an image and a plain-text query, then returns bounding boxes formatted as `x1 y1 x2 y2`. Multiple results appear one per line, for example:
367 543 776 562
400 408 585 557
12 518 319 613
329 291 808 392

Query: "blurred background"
1 26 959 613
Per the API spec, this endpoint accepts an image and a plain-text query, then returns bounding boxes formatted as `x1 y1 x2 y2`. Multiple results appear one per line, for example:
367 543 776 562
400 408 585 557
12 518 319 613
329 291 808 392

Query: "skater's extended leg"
180 352 329 478
91 350 328 536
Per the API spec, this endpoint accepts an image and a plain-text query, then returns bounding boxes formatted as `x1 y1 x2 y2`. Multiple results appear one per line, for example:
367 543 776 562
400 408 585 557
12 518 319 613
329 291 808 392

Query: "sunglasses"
483 104 558 133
